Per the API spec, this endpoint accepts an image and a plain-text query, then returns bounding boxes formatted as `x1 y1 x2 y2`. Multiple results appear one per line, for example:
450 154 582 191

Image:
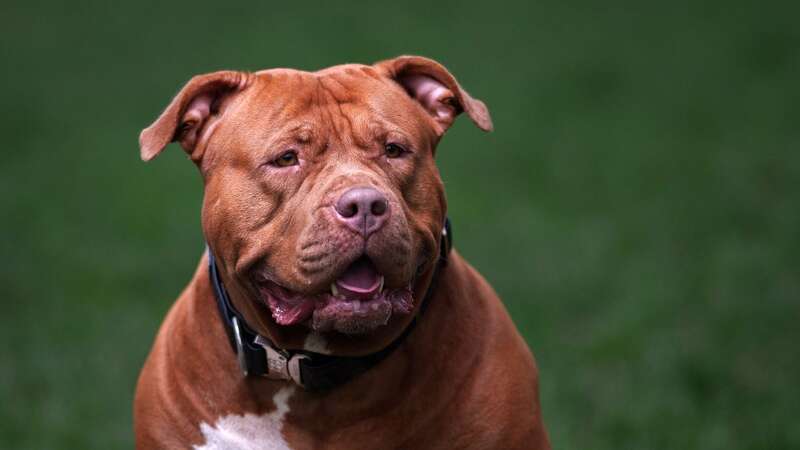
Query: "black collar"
208 218 452 391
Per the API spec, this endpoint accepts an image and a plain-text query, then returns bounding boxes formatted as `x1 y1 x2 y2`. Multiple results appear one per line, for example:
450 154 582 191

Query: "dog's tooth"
378 276 385 293
330 283 339 297
353 300 361 310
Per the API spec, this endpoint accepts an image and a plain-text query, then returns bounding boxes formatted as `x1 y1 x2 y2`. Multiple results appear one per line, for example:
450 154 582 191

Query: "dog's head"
139 56 492 355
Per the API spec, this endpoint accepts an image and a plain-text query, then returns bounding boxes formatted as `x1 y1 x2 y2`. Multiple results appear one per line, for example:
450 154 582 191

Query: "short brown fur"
135 56 549 449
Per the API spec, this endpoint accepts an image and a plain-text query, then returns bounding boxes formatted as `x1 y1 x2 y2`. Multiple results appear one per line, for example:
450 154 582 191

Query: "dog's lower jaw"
260 282 414 335
311 286 413 334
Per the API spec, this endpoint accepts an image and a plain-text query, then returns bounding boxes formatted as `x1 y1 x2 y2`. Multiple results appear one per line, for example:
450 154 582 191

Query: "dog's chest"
193 387 295 450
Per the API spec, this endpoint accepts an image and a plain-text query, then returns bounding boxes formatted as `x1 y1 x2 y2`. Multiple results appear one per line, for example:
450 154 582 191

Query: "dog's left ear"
374 55 493 135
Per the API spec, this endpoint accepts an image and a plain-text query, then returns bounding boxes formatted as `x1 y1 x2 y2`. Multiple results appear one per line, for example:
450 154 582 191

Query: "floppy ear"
139 70 251 162
374 55 493 135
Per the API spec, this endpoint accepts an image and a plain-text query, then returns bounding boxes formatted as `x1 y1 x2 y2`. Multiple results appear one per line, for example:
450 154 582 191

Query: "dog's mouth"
253 257 414 335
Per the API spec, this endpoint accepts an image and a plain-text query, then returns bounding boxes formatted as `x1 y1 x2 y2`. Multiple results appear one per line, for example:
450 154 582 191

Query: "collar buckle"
231 317 249 376
255 335 308 387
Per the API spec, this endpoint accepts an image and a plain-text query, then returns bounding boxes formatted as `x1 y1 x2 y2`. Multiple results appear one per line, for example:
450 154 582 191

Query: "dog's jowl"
134 56 550 450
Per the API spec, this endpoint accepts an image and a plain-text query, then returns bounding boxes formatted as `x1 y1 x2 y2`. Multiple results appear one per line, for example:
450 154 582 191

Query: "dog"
134 55 550 449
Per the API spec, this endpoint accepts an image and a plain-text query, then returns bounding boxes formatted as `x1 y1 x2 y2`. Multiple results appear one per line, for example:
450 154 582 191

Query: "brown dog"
134 56 550 449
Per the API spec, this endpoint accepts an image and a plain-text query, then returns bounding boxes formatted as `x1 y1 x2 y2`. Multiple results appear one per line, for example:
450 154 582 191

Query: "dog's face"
140 56 491 355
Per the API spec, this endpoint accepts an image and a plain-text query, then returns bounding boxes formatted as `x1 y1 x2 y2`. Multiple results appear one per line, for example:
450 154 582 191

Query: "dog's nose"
334 187 390 236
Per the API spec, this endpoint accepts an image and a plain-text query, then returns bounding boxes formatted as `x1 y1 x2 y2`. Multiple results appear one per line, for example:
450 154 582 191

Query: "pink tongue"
336 258 381 293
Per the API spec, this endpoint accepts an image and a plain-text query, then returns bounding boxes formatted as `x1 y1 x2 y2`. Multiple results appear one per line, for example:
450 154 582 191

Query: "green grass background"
2 1 798 448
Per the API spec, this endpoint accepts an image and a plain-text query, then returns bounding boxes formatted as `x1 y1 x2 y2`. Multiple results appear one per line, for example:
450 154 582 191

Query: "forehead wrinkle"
321 72 399 150
330 71 428 145
272 122 316 143
255 71 317 117
316 76 359 150
239 74 321 146
278 79 317 120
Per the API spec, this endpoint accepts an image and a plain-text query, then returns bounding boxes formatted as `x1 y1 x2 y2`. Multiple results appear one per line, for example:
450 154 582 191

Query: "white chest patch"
194 386 295 450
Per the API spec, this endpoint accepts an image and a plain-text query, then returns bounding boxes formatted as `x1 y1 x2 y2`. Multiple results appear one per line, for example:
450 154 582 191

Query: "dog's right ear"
139 71 251 162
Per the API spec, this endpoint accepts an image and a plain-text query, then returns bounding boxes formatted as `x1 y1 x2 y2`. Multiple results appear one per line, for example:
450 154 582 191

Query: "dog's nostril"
338 202 358 218
371 198 388 216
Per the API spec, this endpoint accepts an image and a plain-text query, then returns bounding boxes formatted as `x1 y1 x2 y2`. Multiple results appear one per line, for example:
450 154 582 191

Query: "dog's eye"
273 150 299 167
384 143 407 158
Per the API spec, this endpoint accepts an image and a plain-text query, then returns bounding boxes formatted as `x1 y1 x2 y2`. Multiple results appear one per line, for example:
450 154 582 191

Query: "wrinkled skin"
204 66 445 353
134 56 550 449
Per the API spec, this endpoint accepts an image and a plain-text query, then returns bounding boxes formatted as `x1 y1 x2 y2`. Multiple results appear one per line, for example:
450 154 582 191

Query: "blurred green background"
2 0 798 448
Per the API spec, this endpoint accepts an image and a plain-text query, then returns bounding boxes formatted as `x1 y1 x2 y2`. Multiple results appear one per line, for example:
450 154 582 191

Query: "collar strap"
208 218 452 391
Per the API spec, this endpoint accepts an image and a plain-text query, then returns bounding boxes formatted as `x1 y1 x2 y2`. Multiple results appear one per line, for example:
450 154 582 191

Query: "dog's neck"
176 250 486 428
208 247 435 390
205 220 453 391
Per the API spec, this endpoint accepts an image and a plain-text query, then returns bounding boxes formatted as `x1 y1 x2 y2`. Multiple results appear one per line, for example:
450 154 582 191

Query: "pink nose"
334 187 390 236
